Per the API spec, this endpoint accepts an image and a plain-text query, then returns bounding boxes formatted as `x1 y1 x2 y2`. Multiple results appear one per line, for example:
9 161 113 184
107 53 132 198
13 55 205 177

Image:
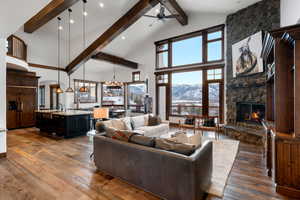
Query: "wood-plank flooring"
0 128 290 200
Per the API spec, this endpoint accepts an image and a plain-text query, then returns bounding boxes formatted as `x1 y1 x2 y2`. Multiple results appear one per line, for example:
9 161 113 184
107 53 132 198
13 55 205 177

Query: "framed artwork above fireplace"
232 31 264 77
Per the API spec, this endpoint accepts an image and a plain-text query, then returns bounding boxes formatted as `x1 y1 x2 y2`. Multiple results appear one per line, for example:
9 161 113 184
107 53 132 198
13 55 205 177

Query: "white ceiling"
15 0 262 73
0 0 51 38
35 0 262 40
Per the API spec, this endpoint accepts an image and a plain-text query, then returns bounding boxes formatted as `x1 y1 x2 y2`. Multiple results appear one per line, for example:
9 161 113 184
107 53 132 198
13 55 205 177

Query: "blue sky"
163 31 222 75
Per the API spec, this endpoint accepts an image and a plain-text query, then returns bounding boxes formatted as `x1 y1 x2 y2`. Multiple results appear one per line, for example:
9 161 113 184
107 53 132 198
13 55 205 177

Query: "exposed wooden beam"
28 63 66 72
66 0 159 74
92 52 138 69
160 0 188 26
24 0 79 33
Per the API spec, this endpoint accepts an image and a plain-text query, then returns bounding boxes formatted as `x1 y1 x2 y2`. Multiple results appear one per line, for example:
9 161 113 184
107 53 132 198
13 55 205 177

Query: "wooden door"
19 88 36 127
7 87 20 129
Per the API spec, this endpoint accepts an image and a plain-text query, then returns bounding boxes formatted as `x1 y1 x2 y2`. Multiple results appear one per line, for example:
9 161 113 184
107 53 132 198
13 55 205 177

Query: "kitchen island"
35 110 92 138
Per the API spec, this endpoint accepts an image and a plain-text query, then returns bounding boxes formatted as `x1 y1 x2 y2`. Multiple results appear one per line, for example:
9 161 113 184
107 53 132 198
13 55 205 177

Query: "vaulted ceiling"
14 0 262 73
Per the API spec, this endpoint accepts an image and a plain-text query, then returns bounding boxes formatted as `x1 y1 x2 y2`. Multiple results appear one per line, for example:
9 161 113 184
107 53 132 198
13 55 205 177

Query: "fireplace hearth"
236 102 265 124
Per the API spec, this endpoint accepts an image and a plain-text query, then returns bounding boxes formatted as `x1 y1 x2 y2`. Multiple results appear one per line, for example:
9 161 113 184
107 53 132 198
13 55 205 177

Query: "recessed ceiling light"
99 2 104 8
83 11 88 16
58 26 63 30
70 19 75 24
121 36 126 40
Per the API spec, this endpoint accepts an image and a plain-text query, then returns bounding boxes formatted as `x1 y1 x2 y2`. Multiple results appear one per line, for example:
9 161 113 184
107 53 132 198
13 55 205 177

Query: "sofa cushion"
111 119 127 130
105 127 117 138
148 115 162 126
122 117 133 131
111 130 136 142
131 115 145 129
102 120 113 128
155 138 196 156
136 123 169 137
129 135 155 147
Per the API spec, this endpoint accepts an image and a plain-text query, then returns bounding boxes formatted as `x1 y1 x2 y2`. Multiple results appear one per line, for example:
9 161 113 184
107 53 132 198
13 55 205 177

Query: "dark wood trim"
155 24 225 69
66 0 159 74
154 24 225 45
28 63 66 72
276 185 300 199
154 62 225 74
132 71 141 82
92 52 138 69
160 0 188 26
24 0 80 33
0 152 7 159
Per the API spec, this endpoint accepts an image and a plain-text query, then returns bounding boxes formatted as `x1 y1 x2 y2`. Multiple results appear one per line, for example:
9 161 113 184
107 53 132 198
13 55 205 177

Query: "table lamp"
94 107 109 121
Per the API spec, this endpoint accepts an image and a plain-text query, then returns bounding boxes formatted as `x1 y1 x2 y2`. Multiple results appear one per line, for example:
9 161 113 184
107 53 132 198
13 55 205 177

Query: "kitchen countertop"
35 110 93 116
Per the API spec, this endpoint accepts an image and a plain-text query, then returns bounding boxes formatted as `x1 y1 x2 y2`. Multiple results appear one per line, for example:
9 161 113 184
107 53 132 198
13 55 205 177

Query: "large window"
171 71 203 116
172 36 203 66
157 67 224 121
127 83 147 113
74 80 98 103
101 84 125 106
155 25 224 69
39 85 45 108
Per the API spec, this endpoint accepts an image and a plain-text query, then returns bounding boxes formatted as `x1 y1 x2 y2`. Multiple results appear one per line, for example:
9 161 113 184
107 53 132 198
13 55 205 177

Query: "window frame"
155 24 225 70
101 83 125 107
132 71 141 82
155 65 224 122
74 79 98 104
127 81 147 113
39 85 45 108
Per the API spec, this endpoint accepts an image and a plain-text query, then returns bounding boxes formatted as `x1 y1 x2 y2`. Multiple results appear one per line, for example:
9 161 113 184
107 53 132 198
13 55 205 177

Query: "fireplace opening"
236 102 265 124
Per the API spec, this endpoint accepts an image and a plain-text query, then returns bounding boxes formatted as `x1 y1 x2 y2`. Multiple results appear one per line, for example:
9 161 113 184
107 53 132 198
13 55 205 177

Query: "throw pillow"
111 130 135 142
105 127 117 138
95 121 106 133
155 138 196 156
102 120 113 128
131 115 145 129
129 135 155 147
111 119 126 130
122 117 133 131
148 115 162 126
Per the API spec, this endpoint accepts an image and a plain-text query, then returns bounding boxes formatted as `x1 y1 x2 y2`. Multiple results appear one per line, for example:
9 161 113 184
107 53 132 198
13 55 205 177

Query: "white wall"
281 0 300 27
0 39 7 153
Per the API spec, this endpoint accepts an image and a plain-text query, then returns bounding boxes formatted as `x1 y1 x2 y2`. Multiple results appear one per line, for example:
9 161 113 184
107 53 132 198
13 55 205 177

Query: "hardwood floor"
0 128 290 200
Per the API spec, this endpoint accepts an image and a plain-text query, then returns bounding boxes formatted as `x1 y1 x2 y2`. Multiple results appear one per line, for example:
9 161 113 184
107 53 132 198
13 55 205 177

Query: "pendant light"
56 17 64 94
79 0 89 93
66 9 74 93
105 64 124 89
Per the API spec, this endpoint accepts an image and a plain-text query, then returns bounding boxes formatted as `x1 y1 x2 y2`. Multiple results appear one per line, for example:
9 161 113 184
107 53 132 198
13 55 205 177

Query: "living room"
1 0 300 199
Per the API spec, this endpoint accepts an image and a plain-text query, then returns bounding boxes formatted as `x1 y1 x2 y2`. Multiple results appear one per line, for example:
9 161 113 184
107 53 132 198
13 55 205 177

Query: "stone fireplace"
224 0 280 145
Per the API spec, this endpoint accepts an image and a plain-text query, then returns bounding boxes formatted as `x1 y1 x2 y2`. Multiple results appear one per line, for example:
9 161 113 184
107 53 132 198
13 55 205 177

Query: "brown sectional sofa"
93 134 213 200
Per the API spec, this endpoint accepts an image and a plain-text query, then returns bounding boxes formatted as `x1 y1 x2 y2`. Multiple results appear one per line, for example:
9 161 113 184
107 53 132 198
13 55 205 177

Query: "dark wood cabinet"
6 70 39 129
262 25 300 198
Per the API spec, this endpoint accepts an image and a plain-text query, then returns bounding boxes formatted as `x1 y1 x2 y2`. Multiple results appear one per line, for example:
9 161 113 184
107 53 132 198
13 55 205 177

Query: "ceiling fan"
144 3 177 27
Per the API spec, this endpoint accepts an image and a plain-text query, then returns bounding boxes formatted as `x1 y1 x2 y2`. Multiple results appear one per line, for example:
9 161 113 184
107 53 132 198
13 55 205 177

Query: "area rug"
205 139 240 197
